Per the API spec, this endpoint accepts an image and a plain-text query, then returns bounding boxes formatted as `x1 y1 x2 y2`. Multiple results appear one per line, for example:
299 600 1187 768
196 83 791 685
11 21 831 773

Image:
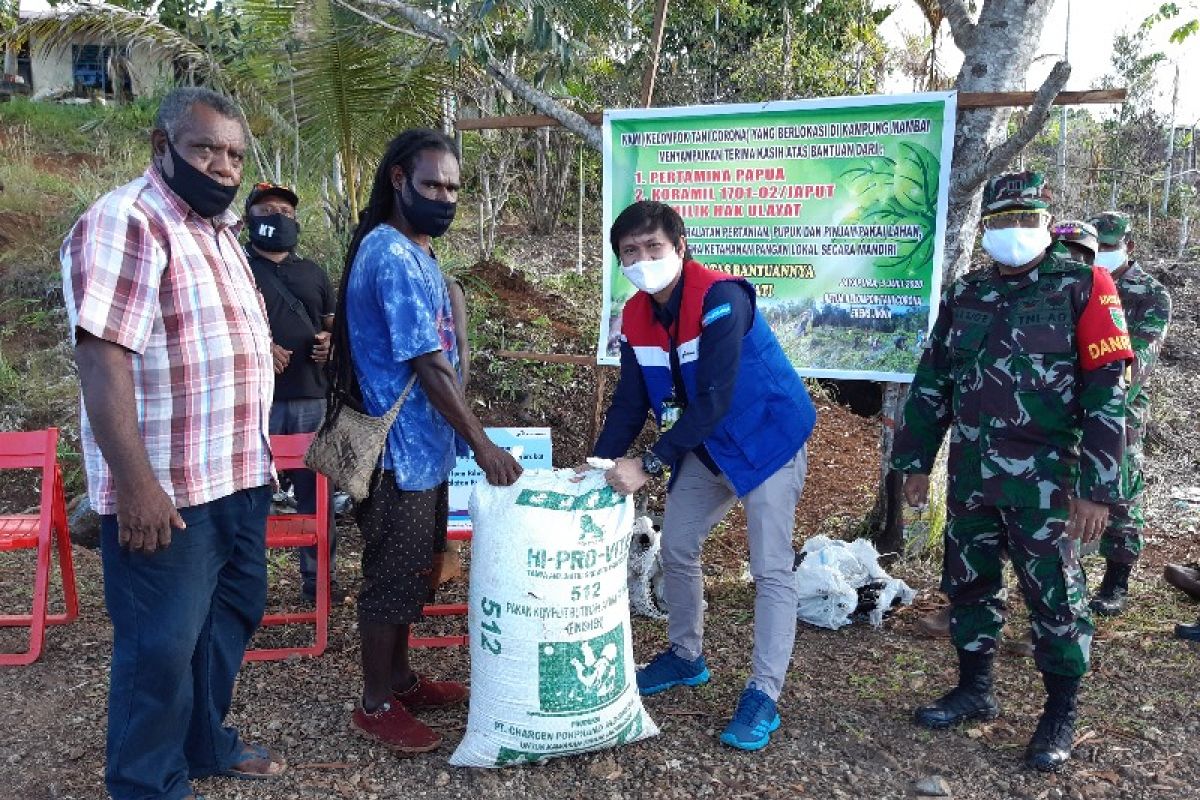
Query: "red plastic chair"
409 525 472 649
245 433 330 662
0 428 79 666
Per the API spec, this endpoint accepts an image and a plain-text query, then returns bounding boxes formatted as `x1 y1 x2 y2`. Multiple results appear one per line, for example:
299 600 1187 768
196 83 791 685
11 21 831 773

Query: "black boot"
1024 672 1080 772
1089 561 1133 616
1175 616 1200 641
914 649 1000 729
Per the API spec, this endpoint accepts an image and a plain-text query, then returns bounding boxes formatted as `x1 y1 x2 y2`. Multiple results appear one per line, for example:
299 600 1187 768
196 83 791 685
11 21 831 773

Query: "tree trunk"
872 382 909 554
524 128 574 234
940 0 1059 279
782 5 794 98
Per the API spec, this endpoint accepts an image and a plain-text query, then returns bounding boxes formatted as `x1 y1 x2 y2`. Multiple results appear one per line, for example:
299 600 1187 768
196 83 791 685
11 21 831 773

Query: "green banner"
599 92 957 381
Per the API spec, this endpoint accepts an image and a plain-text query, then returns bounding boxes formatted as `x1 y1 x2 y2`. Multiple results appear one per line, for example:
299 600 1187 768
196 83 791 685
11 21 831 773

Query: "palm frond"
291 0 446 181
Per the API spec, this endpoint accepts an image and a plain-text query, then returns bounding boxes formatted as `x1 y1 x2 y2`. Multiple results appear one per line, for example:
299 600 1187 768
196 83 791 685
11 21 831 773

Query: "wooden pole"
495 350 617 454
955 88 1125 107
457 113 604 131
495 350 599 366
640 0 671 108
453 90 1128 133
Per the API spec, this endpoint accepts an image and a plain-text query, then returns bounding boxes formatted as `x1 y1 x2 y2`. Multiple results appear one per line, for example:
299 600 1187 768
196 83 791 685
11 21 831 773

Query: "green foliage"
624 0 891 107
840 141 938 273
285 0 447 214
1020 21 1196 225
1142 1 1200 43
437 0 632 92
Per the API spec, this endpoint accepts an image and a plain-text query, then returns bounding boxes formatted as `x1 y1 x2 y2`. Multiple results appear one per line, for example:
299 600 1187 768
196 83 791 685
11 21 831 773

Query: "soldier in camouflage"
892 171 1133 772
1085 212 1172 616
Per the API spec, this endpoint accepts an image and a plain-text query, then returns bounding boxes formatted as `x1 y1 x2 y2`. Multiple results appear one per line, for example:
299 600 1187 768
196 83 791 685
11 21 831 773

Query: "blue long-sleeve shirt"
593 279 753 474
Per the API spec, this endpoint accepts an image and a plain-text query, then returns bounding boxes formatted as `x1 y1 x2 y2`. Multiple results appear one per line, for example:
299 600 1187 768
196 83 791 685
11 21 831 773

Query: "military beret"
1086 211 1132 246
982 170 1053 214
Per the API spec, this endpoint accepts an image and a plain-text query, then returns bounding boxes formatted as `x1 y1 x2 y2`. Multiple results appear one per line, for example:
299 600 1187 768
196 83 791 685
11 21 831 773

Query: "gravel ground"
2 257 1197 800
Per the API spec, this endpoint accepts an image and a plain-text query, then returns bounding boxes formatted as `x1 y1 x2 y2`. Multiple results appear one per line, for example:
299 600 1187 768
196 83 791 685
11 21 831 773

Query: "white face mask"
1094 246 1128 271
981 226 1052 267
622 249 683 294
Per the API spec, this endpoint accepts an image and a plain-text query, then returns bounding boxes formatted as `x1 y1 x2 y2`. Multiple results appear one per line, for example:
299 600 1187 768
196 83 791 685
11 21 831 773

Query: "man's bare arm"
74 330 184 552
411 350 519 486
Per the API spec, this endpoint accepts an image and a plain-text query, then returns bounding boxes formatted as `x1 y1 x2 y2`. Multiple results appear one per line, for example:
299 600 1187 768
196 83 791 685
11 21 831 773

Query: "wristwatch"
641 450 666 477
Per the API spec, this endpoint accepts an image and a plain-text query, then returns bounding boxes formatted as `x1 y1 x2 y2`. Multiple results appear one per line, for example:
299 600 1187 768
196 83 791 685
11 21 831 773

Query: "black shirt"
593 278 753 474
246 247 335 401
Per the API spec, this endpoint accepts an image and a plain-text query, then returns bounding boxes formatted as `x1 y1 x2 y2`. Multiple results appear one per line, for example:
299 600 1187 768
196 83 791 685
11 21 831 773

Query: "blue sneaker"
636 648 710 696
720 687 781 751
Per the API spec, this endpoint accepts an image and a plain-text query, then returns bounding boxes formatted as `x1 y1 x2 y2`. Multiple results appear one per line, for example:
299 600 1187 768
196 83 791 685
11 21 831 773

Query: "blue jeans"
100 486 271 800
269 397 337 594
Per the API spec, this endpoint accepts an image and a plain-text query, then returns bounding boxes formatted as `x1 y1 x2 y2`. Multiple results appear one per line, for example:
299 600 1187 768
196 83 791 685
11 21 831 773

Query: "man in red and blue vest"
593 201 817 751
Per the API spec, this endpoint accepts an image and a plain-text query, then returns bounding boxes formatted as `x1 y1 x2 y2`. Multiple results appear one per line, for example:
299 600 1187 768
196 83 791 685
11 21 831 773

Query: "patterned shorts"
355 474 448 625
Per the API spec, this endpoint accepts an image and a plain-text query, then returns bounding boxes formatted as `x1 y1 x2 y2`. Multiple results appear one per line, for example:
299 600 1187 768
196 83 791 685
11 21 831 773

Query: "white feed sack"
450 469 660 768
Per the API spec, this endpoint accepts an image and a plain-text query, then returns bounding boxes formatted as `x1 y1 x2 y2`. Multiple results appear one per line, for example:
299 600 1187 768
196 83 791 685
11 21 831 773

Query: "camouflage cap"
1086 211 1132 246
1052 219 1099 258
982 170 1053 214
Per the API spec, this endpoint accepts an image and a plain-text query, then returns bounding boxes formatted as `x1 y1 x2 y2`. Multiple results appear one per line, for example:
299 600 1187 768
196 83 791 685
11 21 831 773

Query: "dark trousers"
269 397 337 592
100 486 271 800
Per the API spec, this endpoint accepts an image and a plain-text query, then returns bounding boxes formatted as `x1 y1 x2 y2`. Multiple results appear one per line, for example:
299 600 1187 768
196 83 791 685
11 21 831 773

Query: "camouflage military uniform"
892 245 1128 678
1100 261 1172 564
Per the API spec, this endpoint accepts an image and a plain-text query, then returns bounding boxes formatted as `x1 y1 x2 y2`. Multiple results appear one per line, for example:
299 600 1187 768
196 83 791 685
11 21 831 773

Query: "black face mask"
396 177 456 237
248 213 299 252
159 139 239 219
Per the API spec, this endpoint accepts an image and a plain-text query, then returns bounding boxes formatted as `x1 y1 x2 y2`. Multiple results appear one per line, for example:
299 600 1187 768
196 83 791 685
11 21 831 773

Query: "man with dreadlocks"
326 128 522 754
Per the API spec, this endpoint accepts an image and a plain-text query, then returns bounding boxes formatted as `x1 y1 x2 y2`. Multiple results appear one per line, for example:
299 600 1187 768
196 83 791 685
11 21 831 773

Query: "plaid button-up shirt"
62 166 275 515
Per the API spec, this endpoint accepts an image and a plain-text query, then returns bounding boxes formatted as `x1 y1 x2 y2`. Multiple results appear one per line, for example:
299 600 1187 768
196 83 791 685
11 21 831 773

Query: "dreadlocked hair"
323 127 459 431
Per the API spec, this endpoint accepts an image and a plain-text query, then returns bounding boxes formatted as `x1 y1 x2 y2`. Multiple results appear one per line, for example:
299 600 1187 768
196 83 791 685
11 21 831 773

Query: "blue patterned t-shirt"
346 224 460 490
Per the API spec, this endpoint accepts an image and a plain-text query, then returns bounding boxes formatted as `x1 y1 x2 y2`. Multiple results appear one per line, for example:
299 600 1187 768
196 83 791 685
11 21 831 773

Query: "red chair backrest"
0 429 59 471
270 432 315 471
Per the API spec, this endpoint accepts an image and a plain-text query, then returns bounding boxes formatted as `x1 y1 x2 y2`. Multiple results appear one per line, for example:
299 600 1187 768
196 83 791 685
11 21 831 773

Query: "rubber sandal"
216 742 286 781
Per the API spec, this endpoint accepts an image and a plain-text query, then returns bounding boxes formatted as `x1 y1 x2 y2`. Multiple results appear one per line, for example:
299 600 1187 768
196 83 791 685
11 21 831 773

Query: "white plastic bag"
449 469 659 768
795 536 916 629
794 559 859 630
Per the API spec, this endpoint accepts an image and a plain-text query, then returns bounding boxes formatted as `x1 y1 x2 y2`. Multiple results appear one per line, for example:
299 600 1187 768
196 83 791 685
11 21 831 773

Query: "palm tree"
267 0 448 220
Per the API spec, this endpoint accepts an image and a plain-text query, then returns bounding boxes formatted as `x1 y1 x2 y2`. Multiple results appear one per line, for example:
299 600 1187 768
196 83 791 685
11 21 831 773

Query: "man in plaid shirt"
62 87 285 799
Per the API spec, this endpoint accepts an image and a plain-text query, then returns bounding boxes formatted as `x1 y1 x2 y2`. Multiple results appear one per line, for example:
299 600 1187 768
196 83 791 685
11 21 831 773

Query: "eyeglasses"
981 209 1050 230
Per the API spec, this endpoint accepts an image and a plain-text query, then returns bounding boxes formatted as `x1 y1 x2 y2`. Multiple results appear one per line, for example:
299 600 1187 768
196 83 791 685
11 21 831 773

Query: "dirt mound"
466 258 581 339
0 210 38 250
31 152 102 176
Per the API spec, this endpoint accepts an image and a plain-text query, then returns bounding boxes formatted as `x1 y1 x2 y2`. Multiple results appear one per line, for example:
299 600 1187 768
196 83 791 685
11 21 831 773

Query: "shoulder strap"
250 256 318 337
380 371 420 426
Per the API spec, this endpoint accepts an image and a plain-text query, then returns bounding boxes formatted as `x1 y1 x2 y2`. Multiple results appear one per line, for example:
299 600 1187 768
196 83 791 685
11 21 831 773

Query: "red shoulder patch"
1077 266 1134 370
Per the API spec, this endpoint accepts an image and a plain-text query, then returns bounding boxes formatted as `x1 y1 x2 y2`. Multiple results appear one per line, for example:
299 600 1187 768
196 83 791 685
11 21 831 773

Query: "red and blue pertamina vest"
621 259 816 496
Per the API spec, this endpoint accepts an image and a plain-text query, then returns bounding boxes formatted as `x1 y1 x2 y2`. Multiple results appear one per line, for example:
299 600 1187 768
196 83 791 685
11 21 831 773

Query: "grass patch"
0 98 116 152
